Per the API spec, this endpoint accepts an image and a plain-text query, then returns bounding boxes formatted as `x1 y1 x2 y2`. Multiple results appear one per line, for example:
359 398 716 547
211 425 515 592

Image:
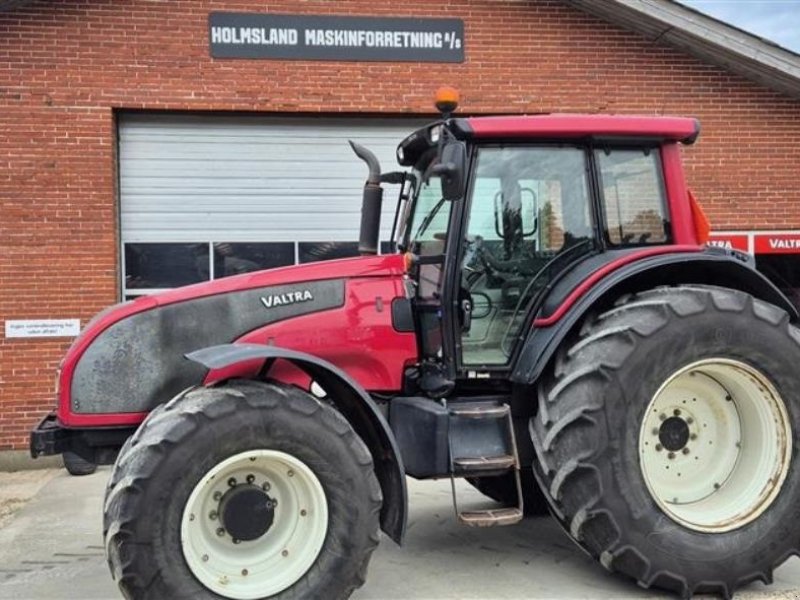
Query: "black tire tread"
104 379 381 600
63 451 97 476
530 285 800 599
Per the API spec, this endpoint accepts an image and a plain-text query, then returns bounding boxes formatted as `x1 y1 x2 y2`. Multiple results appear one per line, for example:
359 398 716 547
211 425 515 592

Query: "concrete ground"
1 469 800 600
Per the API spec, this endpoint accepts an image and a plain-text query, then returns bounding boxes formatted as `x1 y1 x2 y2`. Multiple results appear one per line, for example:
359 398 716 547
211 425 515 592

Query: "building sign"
209 13 464 62
5 318 81 339
754 233 800 254
708 233 749 252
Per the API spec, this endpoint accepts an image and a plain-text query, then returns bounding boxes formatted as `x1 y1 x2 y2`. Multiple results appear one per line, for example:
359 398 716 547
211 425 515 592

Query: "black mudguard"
186 343 408 545
512 249 799 386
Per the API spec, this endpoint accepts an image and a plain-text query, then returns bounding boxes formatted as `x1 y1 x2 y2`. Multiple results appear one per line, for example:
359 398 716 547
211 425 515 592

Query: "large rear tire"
104 379 381 600
530 286 800 598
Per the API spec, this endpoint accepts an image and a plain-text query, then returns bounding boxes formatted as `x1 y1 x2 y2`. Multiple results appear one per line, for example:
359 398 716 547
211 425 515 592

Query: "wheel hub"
639 359 792 533
219 485 275 542
658 416 690 452
181 449 328 599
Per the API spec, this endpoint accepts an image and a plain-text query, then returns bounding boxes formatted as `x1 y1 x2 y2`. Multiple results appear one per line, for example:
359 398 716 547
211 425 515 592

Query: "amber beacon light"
434 86 460 116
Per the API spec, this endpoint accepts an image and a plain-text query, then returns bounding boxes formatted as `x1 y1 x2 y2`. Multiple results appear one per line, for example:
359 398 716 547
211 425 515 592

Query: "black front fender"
186 343 407 545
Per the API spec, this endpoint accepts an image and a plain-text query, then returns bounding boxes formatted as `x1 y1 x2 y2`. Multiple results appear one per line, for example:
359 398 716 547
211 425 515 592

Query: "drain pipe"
349 141 383 256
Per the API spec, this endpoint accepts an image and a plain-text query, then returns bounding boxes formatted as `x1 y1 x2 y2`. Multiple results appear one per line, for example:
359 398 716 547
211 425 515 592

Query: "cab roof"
452 114 701 144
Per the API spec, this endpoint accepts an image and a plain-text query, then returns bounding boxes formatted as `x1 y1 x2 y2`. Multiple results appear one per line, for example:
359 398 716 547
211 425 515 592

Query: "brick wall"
1 0 799 450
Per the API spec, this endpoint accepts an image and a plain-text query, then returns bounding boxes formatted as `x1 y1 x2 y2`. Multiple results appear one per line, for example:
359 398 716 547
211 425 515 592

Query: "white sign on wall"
5 319 81 339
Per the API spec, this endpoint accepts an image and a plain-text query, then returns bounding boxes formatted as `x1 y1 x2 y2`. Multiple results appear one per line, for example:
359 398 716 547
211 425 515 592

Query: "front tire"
104 379 382 600
530 286 800 598
63 451 97 476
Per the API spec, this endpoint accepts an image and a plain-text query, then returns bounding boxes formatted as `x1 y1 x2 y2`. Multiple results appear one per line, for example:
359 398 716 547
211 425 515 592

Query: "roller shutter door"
118 114 422 297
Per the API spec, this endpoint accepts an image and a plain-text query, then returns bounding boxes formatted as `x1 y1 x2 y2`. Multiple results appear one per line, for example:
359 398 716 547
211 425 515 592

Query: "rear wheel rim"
639 358 792 533
181 449 328 599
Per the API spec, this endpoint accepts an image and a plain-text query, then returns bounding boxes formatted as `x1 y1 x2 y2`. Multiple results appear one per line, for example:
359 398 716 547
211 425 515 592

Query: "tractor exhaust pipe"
349 141 383 256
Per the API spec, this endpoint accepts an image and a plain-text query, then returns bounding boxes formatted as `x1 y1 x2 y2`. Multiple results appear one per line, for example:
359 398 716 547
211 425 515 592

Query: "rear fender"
187 343 407 544
511 250 799 385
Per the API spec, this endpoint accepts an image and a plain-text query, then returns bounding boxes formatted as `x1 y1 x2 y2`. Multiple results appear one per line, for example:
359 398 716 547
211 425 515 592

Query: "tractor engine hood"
57 254 413 427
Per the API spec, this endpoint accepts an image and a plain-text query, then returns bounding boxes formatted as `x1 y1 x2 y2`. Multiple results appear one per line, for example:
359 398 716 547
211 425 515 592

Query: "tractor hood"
57 254 410 426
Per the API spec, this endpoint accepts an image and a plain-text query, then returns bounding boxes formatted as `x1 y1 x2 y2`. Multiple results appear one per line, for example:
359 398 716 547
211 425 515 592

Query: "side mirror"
431 141 467 201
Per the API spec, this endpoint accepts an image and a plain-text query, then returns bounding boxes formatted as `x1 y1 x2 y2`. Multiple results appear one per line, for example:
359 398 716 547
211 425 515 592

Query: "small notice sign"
5 319 81 339
209 13 465 63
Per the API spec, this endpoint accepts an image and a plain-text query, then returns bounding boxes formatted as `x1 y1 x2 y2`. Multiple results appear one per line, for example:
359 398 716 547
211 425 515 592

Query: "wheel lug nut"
228 477 237 487
651 428 659 436
690 433 697 440
287 470 295 478
262 482 271 491
242 569 249 576
216 528 225 537
682 448 690 455
668 452 675 460
282 549 289 557
659 413 666 421
213 491 222 501
300 509 307 517
655 444 663 452
686 417 694 425
233 538 241 545
246 474 255 484
209 510 218 520
673 409 681 416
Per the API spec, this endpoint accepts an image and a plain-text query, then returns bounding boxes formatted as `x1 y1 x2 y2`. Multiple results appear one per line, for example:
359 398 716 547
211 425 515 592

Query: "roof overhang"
564 0 800 100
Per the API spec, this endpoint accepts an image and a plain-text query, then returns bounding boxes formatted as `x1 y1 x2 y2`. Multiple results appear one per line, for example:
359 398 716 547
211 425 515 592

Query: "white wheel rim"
639 359 791 532
181 449 328 599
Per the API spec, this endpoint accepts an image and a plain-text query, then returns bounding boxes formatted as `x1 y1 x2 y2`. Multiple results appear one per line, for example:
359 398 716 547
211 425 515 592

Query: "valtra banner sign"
754 233 800 254
708 234 749 252
708 232 800 254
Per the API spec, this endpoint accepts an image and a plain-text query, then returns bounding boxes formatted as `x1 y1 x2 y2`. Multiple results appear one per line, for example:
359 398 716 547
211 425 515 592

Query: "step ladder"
448 403 524 527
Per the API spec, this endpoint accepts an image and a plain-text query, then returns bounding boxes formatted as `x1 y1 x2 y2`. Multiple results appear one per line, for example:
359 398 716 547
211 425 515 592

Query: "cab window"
596 148 669 245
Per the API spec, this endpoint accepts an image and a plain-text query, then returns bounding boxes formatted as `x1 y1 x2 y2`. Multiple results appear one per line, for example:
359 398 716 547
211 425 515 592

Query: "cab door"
457 145 597 371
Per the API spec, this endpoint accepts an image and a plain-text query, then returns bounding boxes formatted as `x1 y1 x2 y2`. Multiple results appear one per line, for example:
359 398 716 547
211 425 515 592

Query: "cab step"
458 507 523 527
449 404 510 419
447 401 525 527
453 455 515 473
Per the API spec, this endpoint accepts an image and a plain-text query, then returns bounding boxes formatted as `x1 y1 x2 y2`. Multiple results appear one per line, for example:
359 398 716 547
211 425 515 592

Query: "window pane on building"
298 241 359 263
124 243 210 289
213 242 295 278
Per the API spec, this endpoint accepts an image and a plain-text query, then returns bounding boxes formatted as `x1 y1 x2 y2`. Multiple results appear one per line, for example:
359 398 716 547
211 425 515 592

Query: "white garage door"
118 114 424 298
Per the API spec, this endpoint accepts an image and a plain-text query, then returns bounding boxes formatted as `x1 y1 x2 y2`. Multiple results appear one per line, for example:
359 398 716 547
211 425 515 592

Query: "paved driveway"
1 469 799 599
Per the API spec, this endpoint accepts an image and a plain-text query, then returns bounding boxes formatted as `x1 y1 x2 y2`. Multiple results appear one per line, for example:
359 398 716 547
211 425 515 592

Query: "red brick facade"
1 0 799 450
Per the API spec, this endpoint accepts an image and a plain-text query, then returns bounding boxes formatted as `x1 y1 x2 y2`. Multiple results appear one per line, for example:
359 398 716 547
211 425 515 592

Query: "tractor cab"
379 88 695 397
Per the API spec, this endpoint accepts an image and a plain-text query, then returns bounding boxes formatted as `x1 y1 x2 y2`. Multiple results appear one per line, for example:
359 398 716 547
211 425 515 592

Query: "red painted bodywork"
466 114 699 143
204 277 417 391
533 245 704 327
54 115 706 430
57 254 412 427
661 143 698 246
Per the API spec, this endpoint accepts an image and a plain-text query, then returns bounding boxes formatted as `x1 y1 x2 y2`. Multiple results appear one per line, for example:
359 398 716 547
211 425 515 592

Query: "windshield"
402 174 452 254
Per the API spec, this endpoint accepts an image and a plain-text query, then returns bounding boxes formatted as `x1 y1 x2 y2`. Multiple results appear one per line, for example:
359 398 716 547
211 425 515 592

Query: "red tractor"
31 89 800 599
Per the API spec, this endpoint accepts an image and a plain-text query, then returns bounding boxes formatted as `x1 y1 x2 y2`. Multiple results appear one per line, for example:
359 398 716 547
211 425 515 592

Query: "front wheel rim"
181 449 328 599
639 358 792 533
